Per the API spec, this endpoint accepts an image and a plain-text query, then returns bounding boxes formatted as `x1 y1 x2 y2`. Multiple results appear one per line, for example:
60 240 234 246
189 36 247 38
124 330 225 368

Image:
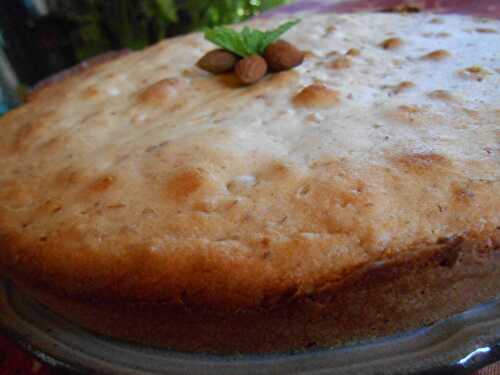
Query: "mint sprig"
204 19 300 57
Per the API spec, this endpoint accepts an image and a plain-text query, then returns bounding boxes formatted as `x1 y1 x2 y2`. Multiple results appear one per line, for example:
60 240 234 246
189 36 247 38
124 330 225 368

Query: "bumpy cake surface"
0 12 498 311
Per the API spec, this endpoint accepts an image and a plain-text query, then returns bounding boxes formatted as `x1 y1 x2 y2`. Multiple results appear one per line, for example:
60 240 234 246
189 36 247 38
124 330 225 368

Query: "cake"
0 11 499 353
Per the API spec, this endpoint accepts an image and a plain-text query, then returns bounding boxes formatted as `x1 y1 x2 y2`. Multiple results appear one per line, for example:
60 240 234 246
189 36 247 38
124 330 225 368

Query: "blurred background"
0 0 291 114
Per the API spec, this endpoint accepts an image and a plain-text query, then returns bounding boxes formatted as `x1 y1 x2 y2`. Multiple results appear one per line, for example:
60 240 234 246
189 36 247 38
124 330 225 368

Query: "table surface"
2 0 499 374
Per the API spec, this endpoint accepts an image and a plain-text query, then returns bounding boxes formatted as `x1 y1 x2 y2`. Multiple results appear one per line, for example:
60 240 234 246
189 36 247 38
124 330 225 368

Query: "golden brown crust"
293 84 341 108
0 13 499 324
23 236 500 353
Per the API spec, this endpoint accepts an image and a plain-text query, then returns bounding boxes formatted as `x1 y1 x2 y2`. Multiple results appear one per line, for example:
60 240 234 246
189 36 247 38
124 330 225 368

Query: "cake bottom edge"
14 242 500 354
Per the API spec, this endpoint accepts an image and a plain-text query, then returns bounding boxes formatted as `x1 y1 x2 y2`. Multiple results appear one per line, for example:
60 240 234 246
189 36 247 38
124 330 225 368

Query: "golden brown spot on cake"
399 105 420 114
166 169 206 200
191 200 215 213
476 28 497 33
383 105 448 126
256 162 292 184
260 237 271 247
392 153 451 174
459 66 491 81
383 81 415 95
293 84 340 108
345 48 361 57
137 78 183 104
395 81 415 94
268 162 289 177
421 49 450 61
451 184 475 205
427 90 456 101
329 56 352 70
467 66 483 73
380 37 403 50
81 86 99 99
385 105 424 125
88 175 115 193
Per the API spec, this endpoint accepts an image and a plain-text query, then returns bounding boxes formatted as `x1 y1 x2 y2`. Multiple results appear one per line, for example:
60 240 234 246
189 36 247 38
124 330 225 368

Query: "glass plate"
0 279 499 375
1 3 499 374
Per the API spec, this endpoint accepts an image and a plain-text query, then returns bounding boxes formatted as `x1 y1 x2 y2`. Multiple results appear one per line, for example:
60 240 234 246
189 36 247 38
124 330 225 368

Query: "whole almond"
197 49 239 74
264 40 304 72
235 55 268 84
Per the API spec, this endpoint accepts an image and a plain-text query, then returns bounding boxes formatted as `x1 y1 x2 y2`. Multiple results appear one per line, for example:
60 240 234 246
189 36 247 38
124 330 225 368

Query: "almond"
197 49 239 75
235 55 268 85
264 40 304 72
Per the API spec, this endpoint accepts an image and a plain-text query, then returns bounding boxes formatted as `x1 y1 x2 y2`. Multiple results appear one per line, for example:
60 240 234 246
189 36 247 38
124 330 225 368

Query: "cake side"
0 12 499 312
21 233 500 353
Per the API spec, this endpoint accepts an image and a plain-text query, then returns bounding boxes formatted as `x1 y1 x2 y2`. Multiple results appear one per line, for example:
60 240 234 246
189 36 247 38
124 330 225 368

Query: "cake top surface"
0 12 498 310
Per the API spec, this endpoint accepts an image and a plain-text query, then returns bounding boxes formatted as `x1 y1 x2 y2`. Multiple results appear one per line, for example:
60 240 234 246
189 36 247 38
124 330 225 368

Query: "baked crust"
22 236 500 353
0 12 499 351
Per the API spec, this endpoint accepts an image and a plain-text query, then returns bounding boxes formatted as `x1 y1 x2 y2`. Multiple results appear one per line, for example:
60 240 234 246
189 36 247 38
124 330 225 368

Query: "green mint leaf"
257 19 300 54
204 19 300 57
204 26 250 57
240 27 265 56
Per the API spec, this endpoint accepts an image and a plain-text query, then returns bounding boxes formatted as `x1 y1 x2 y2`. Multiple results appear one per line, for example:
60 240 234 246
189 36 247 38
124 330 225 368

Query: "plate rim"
1 279 500 375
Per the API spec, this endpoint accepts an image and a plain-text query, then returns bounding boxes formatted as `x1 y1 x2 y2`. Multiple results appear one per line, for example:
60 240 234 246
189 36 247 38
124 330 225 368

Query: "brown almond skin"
264 40 304 72
197 49 239 75
235 55 268 85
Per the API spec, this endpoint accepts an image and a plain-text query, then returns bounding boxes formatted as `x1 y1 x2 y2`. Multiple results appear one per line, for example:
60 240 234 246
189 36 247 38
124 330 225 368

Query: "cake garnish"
197 19 303 85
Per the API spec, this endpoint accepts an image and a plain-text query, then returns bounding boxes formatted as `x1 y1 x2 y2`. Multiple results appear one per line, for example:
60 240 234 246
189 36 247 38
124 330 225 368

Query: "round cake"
0 11 499 353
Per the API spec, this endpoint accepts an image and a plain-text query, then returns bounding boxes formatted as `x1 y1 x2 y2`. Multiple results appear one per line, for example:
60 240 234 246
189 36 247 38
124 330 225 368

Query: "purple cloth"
263 0 500 18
